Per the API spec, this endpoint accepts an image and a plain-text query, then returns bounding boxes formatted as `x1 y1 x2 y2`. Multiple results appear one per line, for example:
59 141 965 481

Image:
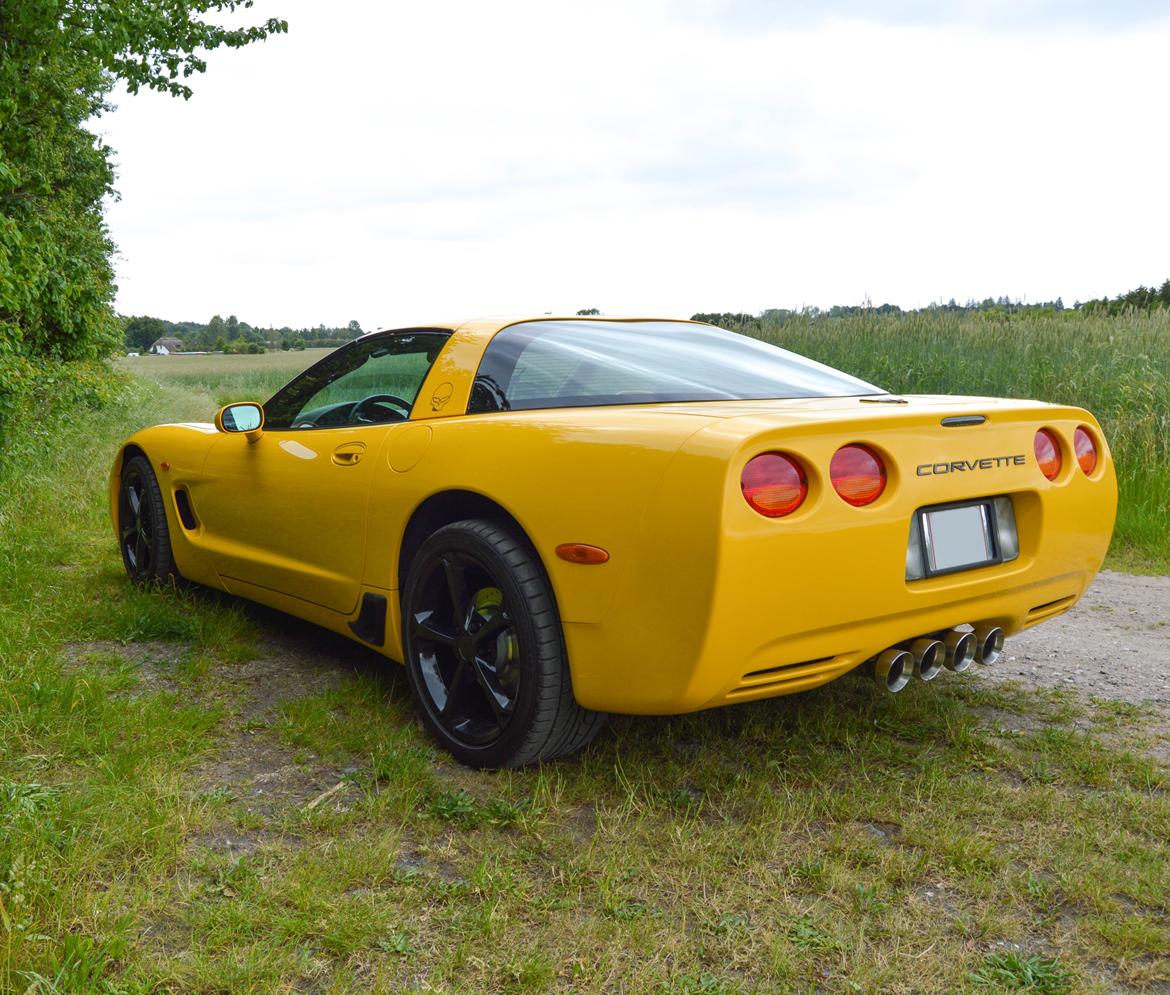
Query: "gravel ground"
982 570 1170 710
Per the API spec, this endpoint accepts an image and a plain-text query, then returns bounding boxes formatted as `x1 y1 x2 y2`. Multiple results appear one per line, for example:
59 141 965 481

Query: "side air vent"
349 593 388 646
1026 595 1076 623
174 489 198 530
725 655 854 701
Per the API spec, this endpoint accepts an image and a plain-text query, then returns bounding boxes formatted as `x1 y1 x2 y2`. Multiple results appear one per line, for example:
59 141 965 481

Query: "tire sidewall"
402 522 554 768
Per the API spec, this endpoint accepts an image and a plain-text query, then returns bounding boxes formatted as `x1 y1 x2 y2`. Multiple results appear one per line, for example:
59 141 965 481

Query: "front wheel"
118 454 180 585
401 520 604 768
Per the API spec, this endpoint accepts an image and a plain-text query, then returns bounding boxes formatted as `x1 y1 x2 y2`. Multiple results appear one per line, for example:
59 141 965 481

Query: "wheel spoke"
470 656 511 718
471 611 509 646
440 555 471 630
439 662 470 717
134 533 147 570
127 483 141 516
411 610 456 646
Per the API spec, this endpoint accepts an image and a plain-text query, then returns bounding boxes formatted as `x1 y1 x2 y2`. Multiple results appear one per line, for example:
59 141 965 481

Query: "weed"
970 951 1074 992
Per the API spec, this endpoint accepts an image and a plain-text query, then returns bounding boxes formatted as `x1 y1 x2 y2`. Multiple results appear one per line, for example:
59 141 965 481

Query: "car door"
195 330 451 615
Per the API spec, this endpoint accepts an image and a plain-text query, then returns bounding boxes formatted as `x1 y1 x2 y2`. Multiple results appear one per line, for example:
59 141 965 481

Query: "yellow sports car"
111 316 1117 767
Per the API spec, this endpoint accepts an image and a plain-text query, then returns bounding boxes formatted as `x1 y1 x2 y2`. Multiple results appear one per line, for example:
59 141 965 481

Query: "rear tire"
118 455 180 585
401 519 605 768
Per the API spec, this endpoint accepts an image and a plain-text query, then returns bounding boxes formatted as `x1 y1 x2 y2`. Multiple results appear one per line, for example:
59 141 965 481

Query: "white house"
150 336 184 355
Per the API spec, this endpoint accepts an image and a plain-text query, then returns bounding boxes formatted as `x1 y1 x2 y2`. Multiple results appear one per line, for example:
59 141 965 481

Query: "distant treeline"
1080 280 1170 316
123 315 364 354
694 278 1170 331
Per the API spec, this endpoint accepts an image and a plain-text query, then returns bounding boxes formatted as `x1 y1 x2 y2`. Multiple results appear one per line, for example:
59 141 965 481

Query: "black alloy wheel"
118 454 179 584
402 520 604 769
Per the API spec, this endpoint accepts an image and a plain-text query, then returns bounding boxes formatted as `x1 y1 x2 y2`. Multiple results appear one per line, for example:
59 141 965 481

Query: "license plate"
921 502 995 574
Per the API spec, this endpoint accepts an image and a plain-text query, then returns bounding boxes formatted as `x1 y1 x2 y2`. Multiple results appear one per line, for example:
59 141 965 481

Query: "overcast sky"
99 0 1170 329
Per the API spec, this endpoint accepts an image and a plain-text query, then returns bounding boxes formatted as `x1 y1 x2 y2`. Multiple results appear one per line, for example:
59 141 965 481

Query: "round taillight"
1034 429 1062 480
741 453 808 517
829 444 886 506
1074 426 1097 475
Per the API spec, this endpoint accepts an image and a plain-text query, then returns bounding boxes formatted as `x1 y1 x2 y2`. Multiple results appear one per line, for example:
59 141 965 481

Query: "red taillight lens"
741 453 808 517
829 444 886 506
1034 429 1062 480
1074 427 1098 475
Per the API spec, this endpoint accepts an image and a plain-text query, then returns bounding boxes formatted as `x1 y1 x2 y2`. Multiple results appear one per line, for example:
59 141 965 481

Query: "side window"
265 331 449 429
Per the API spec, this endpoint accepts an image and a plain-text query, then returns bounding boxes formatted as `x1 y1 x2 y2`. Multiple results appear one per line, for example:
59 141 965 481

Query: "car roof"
369 314 704 345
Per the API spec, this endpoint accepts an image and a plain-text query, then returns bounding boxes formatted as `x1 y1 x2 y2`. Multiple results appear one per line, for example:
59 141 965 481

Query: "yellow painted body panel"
111 316 1117 716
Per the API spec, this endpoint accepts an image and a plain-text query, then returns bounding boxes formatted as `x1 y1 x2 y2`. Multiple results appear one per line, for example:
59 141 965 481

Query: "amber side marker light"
830 444 887 506
1034 429 1062 480
741 452 808 517
556 543 610 565
1074 426 1098 475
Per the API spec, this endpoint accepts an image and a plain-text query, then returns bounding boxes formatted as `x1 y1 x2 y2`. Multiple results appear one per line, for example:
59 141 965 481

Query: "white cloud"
99 0 1170 327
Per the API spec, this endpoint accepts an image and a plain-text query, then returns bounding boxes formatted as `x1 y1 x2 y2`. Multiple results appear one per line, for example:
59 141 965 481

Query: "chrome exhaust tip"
974 625 1005 665
909 638 945 681
873 648 913 693
942 630 976 673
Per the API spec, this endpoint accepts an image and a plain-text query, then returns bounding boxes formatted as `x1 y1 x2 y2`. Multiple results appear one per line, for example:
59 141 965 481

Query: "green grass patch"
113 348 333 409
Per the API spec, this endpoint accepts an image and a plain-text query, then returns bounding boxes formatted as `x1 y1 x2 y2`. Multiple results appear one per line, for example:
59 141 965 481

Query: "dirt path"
981 570 1170 709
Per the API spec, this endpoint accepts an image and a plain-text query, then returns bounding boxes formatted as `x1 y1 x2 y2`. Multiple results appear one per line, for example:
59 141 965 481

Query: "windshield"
467 320 884 413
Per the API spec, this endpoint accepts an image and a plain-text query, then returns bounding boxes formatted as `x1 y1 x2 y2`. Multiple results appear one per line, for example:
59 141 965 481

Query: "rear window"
467 320 883 413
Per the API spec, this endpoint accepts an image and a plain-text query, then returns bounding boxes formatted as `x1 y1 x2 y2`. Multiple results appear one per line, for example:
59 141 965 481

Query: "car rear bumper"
562 407 1117 715
707 567 1089 707
565 555 1101 714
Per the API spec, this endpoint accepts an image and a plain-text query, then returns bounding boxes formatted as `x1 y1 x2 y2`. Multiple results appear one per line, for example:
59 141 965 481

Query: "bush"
0 351 125 460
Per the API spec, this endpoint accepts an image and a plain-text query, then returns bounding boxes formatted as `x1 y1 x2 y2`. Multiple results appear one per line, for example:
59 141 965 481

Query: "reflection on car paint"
279 439 318 461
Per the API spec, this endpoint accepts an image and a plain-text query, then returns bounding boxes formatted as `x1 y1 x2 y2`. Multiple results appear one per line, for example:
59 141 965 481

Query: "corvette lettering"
917 455 1027 476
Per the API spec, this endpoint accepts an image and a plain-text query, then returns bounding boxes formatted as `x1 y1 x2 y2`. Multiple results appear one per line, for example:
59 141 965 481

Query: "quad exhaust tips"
974 625 1005 666
909 638 945 681
942 630 976 673
870 624 1004 692
873 649 913 693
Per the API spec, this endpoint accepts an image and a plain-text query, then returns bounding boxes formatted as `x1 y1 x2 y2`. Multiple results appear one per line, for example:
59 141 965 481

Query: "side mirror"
215 402 265 442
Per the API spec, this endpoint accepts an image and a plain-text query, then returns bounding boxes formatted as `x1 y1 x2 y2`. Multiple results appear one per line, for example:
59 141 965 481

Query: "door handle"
331 442 366 466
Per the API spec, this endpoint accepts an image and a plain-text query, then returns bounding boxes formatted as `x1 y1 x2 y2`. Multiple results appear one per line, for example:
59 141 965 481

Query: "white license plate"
921 503 994 574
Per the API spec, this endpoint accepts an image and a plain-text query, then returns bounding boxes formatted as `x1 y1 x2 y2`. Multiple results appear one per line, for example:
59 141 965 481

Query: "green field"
0 317 1166 992
115 349 334 410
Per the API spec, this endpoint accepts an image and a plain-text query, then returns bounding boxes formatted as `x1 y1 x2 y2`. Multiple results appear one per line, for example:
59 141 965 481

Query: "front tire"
118 455 179 585
401 520 604 768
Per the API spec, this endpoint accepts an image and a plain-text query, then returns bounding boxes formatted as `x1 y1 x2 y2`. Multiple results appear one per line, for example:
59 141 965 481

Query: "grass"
0 340 1167 992
114 348 333 409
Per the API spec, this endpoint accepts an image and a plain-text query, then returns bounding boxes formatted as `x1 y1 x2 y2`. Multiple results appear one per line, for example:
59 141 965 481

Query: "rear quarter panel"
364 407 728 656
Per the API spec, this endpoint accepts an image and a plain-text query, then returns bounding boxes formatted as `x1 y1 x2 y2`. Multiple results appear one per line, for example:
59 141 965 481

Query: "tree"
124 315 167 352
0 2 286 364
346 319 363 337
576 308 601 316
